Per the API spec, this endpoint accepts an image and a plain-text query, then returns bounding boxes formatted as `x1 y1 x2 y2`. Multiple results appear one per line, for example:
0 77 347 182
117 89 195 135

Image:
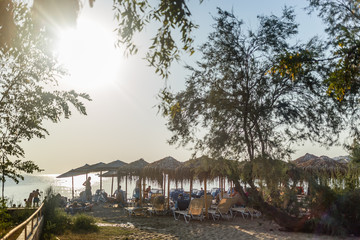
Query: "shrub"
41 187 71 240
0 206 11 238
72 214 99 233
304 188 360 236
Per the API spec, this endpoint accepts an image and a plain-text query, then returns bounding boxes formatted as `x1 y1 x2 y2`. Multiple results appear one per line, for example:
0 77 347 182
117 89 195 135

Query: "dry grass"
55 226 136 240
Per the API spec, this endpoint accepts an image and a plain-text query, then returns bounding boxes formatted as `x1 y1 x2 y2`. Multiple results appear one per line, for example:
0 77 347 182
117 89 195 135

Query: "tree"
273 0 360 102
344 139 360 190
160 8 357 231
1 0 201 79
0 2 91 200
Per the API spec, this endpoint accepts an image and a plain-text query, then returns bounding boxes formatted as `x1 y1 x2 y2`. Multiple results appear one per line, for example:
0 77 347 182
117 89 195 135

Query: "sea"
2 173 221 207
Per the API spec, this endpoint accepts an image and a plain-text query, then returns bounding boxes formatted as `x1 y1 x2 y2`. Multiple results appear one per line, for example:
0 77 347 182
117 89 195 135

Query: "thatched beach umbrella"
57 164 91 199
100 170 119 196
143 156 183 209
293 154 348 178
175 156 223 216
104 160 127 170
87 162 108 191
118 158 149 204
103 160 127 195
101 170 117 177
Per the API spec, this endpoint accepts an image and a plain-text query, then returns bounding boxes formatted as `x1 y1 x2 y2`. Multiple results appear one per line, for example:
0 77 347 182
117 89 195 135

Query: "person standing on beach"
83 177 92 201
33 189 41 207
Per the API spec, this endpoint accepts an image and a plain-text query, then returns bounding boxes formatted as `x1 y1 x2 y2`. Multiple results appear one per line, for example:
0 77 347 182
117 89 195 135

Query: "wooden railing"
1 203 44 240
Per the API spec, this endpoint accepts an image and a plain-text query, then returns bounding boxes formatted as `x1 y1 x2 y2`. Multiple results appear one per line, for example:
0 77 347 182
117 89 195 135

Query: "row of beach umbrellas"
57 154 349 211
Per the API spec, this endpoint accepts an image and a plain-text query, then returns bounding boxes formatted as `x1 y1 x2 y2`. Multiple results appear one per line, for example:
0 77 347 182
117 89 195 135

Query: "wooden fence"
1 203 44 240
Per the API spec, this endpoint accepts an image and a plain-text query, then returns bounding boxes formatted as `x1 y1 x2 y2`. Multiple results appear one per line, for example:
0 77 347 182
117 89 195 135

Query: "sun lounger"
232 206 262 220
231 207 249 219
148 195 167 215
208 198 236 221
124 206 148 216
173 198 204 223
200 195 213 210
245 207 261 219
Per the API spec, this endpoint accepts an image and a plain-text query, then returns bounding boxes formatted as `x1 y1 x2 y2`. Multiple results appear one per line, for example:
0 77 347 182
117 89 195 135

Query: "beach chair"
231 206 249 219
245 207 262 219
124 206 148 216
148 195 167 215
208 198 236 221
200 195 213 210
231 206 262 220
173 198 205 223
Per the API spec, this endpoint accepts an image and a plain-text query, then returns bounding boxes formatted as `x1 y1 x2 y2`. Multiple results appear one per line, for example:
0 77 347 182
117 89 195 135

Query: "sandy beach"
84 204 357 240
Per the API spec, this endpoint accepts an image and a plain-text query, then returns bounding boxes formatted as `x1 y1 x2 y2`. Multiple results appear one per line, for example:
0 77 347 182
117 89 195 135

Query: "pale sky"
21 0 348 174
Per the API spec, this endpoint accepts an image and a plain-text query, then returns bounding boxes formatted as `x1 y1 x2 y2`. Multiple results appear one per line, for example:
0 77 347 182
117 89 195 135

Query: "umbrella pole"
72 176 74 199
111 176 114 196
125 175 128 202
117 175 120 191
219 176 221 197
221 177 224 198
204 177 208 218
139 177 142 206
100 171 103 191
163 173 166 195
143 178 145 201
167 174 170 210
190 178 193 199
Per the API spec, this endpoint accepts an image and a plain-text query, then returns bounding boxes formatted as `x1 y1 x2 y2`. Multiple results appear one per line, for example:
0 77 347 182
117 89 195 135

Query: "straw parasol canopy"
175 156 227 217
143 156 182 183
293 153 348 178
87 162 108 172
104 160 127 170
57 169 81 178
118 158 149 177
56 164 92 199
57 164 92 178
175 156 225 182
100 170 118 177
100 165 127 196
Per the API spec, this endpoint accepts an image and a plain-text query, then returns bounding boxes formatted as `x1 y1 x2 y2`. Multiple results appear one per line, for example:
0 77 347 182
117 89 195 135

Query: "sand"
86 204 358 240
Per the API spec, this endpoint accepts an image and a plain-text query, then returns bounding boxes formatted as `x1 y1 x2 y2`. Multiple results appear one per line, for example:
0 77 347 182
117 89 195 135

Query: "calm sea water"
3 173 220 206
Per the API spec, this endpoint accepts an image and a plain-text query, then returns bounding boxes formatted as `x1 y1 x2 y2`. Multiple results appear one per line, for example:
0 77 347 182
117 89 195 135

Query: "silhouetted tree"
0 2 91 200
160 8 357 231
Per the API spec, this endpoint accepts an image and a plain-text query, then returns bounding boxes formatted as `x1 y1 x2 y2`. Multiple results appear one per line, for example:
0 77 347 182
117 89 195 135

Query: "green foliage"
304 188 360 236
305 0 360 101
349 139 360 164
113 0 200 78
41 188 98 239
42 188 72 239
0 202 11 238
342 139 360 190
0 2 91 199
161 8 342 163
0 198 35 238
2 0 201 79
72 214 99 233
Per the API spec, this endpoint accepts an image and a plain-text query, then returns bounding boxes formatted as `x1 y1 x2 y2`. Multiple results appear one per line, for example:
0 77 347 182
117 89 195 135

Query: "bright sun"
56 18 122 91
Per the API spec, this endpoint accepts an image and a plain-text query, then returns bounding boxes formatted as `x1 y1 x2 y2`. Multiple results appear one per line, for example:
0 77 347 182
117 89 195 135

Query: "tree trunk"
1 155 4 201
248 180 311 231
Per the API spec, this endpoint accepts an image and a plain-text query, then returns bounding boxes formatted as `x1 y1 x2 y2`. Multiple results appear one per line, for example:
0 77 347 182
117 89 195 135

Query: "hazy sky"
21 0 348 174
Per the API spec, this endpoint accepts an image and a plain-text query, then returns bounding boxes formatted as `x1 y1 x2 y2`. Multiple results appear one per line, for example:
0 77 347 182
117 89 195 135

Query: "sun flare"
56 18 122 90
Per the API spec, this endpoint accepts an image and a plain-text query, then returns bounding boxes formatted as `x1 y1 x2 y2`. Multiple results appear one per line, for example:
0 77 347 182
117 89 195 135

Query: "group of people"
24 189 41 207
